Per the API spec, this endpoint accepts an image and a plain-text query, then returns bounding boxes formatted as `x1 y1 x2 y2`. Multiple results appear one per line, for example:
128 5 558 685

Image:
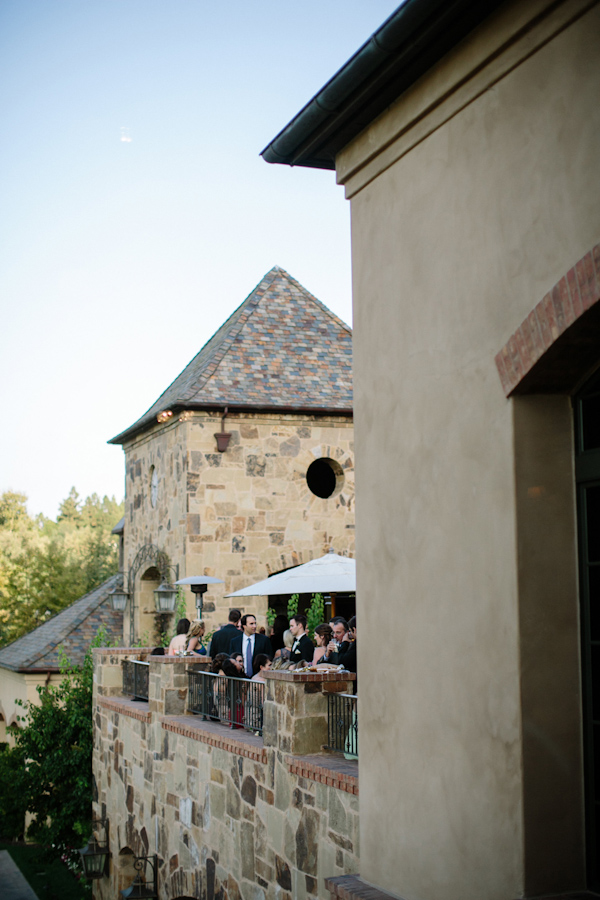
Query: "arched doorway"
575 367 600 889
139 566 162 646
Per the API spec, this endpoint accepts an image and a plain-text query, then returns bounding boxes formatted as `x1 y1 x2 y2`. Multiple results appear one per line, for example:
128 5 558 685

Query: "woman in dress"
186 620 207 655
251 654 272 683
312 623 333 665
167 618 190 655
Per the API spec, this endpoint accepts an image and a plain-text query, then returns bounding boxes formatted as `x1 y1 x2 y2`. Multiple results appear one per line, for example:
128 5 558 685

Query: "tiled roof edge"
0 573 122 670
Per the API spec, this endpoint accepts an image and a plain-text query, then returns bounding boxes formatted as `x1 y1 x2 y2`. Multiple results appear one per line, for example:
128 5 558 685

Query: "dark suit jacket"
209 623 240 659
337 639 356 673
290 633 314 665
228 632 272 667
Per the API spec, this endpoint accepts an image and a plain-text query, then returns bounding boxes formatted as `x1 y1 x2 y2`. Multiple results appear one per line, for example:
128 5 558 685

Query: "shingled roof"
110 266 352 445
0 574 123 672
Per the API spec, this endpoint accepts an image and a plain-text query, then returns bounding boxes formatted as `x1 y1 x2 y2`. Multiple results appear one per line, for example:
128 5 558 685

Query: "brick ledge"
286 754 358 795
98 697 151 722
159 715 267 762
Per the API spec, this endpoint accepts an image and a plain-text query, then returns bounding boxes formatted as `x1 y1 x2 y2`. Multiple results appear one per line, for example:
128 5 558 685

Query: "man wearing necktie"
229 614 271 676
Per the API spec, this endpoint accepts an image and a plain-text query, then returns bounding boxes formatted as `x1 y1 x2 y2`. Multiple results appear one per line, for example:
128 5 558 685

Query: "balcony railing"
327 692 358 757
122 659 150 701
188 669 265 735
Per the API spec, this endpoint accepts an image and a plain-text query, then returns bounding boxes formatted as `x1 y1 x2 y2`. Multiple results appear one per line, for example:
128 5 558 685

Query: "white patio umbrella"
225 550 355 597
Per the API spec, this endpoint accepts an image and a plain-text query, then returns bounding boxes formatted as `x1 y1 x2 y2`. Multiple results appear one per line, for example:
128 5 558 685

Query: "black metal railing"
327 692 358 757
187 670 265 735
122 660 150 701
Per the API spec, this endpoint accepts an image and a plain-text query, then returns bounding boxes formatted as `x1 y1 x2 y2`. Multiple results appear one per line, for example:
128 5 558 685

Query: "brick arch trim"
496 245 600 396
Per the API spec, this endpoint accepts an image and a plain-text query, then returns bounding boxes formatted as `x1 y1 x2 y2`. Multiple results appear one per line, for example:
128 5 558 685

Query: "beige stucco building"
109 266 354 644
263 1 600 898
0 575 123 744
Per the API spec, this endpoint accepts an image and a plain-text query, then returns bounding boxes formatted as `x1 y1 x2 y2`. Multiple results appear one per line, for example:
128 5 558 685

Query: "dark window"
306 458 343 499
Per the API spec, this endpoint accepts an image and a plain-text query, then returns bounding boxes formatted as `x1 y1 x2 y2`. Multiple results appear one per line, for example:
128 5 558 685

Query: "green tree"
0 489 123 648
0 631 109 863
287 594 299 620
0 491 30 530
57 487 82 525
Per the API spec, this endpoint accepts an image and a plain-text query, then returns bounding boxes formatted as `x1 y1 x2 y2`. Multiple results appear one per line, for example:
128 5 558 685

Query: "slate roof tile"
0 573 124 671
110 266 352 444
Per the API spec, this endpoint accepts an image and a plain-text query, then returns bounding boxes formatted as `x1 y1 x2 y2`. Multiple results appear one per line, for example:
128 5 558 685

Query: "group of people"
170 607 357 679
165 606 357 679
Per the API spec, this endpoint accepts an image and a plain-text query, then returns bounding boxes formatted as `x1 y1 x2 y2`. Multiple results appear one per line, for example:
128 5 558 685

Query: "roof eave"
0 662 62 674
109 401 354 446
260 0 506 170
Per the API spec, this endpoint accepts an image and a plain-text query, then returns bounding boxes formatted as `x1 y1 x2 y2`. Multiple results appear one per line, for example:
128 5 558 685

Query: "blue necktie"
245 638 252 676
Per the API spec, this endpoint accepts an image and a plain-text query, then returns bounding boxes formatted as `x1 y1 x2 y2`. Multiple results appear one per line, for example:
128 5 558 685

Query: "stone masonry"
93 649 359 900
122 411 354 642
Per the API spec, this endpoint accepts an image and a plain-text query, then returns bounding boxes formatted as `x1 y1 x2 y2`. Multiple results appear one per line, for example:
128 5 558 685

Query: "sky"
0 0 398 520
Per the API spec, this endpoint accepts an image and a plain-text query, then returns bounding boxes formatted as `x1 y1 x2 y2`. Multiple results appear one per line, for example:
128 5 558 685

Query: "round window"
306 457 344 499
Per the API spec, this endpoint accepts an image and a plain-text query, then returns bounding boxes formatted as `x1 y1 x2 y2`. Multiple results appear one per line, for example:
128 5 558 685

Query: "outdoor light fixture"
108 587 129 612
175 575 224 616
120 855 158 899
153 582 178 612
78 818 111 880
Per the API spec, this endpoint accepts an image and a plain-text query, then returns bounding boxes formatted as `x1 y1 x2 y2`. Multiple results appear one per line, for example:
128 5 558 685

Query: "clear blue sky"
0 0 398 519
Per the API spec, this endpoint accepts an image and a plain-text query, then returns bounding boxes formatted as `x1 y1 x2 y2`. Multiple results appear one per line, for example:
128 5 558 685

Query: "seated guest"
209 608 242 658
221 659 240 678
151 646 165 656
251 653 272 683
312 624 333 665
229 652 245 674
167 618 191 655
186 620 207 655
210 652 229 674
269 614 289 655
289 615 314 665
322 617 350 664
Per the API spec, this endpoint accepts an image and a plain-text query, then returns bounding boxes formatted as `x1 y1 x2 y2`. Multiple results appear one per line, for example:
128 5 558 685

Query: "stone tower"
109 266 354 643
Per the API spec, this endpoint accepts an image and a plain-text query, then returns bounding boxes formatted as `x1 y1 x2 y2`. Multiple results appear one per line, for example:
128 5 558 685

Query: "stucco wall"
0 668 63 745
339 2 600 898
122 410 354 641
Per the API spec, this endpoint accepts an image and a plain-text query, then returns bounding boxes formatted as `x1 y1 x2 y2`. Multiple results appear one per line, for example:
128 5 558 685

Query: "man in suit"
208 608 242 658
229 614 272 676
322 617 350 665
289 614 315 666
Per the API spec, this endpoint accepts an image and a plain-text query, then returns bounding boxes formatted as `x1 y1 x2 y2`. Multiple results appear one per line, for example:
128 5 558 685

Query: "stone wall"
121 410 354 640
93 649 359 900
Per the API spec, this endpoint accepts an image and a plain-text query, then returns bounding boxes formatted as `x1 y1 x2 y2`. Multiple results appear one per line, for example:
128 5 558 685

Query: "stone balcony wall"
92 650 358 900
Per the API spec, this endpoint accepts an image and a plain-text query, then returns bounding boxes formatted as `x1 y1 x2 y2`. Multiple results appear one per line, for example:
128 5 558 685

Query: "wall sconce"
120 855 158 899
78 818 111 880
153 582 178 612
108 587 129 612
214 406 231 452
